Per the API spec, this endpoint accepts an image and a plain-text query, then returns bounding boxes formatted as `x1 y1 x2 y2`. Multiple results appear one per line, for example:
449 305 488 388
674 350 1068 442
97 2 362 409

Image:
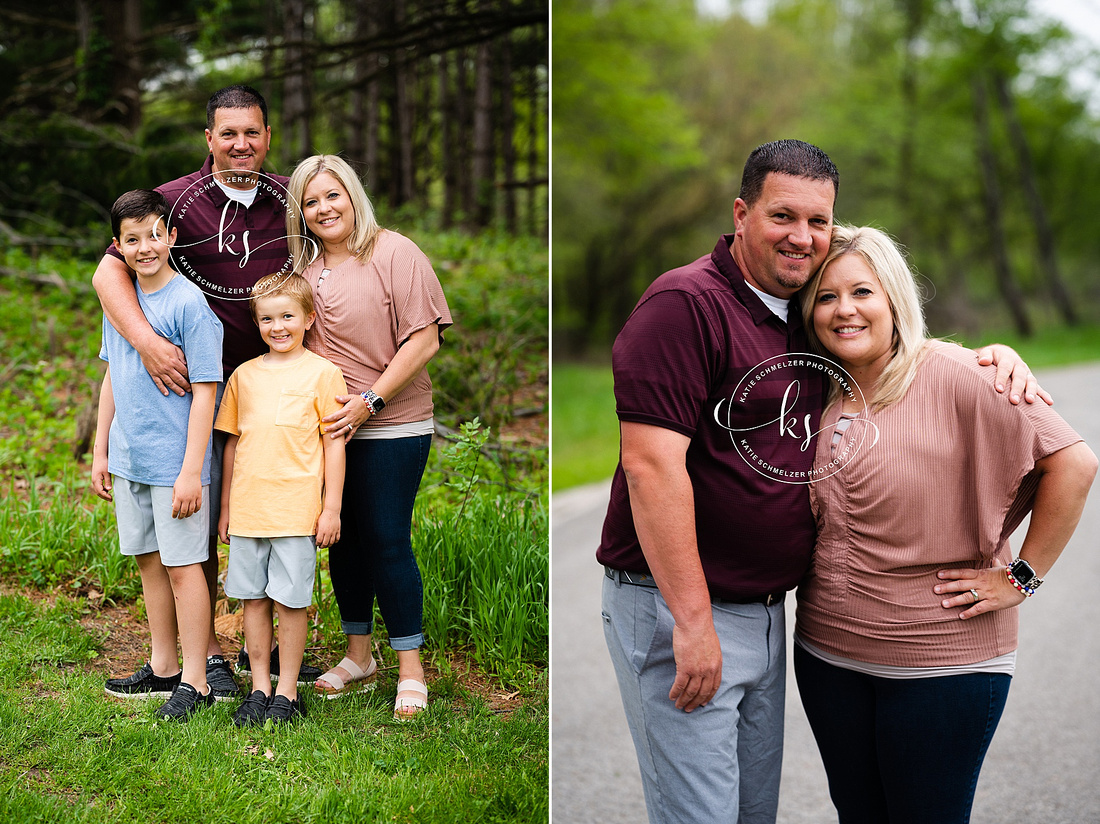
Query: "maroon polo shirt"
596 235 824 600
106 156 292 374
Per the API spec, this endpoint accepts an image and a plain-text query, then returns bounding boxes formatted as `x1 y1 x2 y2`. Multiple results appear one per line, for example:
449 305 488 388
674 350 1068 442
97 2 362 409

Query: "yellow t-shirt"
215 350 347 537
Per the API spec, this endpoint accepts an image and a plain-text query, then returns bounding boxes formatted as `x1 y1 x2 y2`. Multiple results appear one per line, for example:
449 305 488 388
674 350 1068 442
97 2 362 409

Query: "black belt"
604 567 785 607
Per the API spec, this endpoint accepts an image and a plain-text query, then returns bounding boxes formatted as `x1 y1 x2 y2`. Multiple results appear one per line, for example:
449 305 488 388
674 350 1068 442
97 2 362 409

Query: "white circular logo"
713 353 876 484
166 172 319 300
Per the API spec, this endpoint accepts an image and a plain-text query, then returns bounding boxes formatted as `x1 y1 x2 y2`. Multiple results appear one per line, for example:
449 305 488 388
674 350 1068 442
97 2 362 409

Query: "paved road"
551 362 1100 823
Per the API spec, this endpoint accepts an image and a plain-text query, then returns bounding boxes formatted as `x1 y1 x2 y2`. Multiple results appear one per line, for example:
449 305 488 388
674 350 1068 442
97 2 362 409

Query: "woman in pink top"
286 155 452 719
794 225 1096 823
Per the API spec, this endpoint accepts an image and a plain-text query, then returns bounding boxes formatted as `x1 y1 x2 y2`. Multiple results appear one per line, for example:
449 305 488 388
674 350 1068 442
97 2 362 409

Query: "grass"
955 323 1100 370
549 364 619 491
0 592 548 824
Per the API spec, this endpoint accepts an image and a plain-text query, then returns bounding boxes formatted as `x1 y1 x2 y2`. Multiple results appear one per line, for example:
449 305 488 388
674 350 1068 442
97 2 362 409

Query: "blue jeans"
794 644 1011 824
328 435 431 651
602 575 786 824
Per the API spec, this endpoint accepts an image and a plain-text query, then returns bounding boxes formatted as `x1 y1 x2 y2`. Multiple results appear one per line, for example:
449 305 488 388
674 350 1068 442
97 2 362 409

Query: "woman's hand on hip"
934 566 1026 620
323 394 371 442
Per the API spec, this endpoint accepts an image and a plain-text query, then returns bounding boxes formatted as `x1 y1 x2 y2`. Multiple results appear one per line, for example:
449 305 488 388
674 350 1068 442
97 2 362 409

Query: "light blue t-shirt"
100 275 223 486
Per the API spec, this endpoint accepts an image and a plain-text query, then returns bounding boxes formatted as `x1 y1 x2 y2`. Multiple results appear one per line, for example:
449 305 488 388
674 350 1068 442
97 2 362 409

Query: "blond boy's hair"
249 273 315 323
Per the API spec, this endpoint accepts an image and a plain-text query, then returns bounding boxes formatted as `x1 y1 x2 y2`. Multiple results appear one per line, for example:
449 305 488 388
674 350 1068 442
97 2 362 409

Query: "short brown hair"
111 189 170 239
249 273 314 323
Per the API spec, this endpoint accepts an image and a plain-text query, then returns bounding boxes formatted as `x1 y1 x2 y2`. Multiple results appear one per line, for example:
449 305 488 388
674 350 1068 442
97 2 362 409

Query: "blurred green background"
551 0 1100 490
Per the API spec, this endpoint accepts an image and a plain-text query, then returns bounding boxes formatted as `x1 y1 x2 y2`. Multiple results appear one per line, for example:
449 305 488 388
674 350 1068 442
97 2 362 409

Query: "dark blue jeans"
794 644 1011 824
328 434 431 650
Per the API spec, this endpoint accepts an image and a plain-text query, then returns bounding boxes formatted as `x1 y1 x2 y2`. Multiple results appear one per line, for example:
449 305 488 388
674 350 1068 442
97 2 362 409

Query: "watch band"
361 389 386 415
1008 558 1043 596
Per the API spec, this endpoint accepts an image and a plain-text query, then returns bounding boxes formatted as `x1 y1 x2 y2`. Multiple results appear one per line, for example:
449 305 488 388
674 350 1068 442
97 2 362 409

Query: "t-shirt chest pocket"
275 389 317 430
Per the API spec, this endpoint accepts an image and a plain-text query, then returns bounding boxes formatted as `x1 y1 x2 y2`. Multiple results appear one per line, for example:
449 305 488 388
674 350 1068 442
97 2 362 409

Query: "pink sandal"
314 656 378 700
394 678 428 719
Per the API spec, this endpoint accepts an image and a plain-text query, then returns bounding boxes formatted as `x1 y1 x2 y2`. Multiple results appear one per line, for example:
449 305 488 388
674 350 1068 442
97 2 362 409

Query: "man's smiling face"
205 105 271 187
731 172 835 299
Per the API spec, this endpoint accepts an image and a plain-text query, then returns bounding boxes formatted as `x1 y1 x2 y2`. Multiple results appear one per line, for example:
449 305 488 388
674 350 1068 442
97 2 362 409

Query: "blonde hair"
249 273 315 323
801 224 929 410
286 154 381 273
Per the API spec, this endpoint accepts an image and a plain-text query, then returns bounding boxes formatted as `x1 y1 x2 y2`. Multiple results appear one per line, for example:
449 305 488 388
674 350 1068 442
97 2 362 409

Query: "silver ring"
346 424 352 432
970 588 980 603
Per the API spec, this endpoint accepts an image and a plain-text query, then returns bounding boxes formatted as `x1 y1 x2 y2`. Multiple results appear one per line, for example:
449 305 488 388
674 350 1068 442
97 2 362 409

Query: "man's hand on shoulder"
975 344 1053 406
138 332 191 397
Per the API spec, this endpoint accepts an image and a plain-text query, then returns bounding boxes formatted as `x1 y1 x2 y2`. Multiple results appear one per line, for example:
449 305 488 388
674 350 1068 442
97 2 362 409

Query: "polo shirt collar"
199 155 278 206
711 234 805 333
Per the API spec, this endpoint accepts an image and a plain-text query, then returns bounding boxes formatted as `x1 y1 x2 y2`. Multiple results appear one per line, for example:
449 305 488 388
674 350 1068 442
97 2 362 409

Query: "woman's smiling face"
302 172 355 251
812 253 895 379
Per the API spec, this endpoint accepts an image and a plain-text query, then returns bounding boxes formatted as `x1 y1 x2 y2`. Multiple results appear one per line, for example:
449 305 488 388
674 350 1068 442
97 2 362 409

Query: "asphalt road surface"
551 362 1100 824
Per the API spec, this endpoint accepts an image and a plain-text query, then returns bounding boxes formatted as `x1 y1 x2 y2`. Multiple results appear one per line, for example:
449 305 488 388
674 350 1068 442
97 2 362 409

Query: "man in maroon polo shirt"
92 85 295 701
597 140 1045 824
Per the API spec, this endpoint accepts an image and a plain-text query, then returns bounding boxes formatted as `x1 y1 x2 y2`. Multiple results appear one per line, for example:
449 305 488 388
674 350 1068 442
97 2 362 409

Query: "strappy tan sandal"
313 656 378 700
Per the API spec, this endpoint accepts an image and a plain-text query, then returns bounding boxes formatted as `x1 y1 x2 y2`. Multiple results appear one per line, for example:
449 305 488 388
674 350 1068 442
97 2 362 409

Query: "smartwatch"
361 389 386 415
1009 558 1043 592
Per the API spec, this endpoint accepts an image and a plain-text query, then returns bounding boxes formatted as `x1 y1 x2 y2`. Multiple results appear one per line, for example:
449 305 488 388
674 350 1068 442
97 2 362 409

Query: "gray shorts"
224 535 317 608
113 478 210 567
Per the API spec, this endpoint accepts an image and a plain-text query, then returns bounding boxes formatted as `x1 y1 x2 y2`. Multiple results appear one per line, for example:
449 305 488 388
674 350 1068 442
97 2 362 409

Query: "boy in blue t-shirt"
91 189 224 721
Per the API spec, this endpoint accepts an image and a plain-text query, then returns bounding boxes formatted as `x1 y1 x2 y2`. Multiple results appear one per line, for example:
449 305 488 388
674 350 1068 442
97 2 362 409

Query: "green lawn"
550 364 619 491
958 323 1100 369
0 592 547 824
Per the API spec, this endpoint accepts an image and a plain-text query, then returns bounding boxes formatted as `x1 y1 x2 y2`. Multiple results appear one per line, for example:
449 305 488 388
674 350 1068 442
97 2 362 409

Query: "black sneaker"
156 682 214 721
206 655 242 702
265 693 306 724
233 689 271 728
105 663 181 699
237 646 323 685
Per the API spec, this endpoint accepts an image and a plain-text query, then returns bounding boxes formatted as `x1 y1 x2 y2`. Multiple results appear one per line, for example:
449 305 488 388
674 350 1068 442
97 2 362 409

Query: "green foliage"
0 472 140 603
550 363 619 490
419 493 548 687
414 228 549 429
0 593 548 824
0 254 103 479
443 417 493 518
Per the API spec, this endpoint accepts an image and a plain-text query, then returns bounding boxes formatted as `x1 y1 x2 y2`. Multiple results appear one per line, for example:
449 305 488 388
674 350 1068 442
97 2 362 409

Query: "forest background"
552 0 1100 489
0 1 549 821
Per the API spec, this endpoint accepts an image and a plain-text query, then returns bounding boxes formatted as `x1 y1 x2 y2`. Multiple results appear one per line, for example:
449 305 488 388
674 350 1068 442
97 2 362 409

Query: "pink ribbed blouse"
797 341 1081 667
302 229 452 427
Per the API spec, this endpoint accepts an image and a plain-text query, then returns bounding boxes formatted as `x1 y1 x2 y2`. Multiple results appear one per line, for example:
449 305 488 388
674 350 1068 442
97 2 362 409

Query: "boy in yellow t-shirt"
215 273 346 726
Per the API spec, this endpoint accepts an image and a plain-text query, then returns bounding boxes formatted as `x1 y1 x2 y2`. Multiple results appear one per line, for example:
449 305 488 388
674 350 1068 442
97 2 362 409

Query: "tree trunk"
347 0 371 172
896 0 926 249
972 76 1031 337
471 40 494 228
498 34 517 234
439 50 457 228
991 70 1077 325
99 0 143 131
283 0 312 164
393 0 414 206
456 46 473 221
527 55 540 236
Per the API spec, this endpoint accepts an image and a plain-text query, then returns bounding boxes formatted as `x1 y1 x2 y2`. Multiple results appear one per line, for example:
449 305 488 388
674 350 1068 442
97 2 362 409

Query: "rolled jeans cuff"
388 632 424 652
341 620 374 636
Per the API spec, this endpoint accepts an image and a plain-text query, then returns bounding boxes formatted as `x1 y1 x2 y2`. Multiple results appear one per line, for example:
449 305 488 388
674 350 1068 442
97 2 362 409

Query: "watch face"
1013 560 1037 585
